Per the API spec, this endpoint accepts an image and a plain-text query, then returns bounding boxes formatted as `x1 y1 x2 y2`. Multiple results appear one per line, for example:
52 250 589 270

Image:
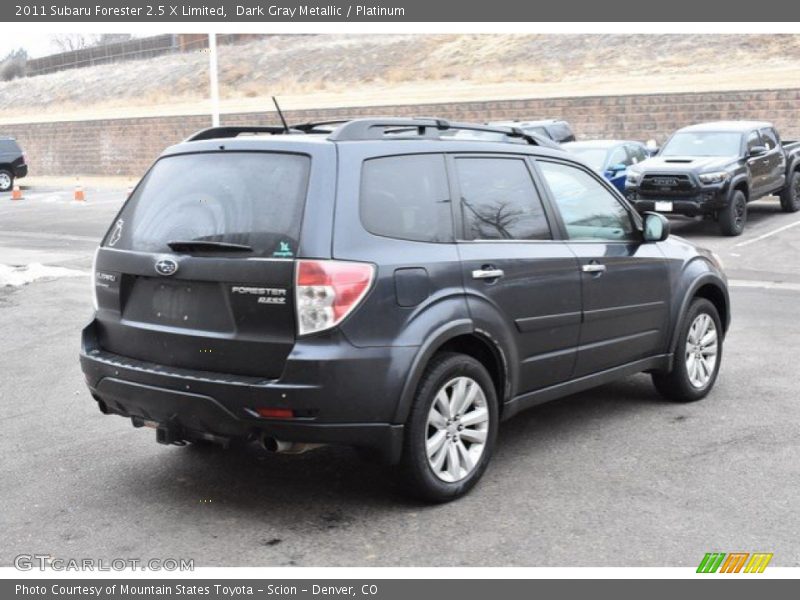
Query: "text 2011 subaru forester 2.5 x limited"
80 118 730 502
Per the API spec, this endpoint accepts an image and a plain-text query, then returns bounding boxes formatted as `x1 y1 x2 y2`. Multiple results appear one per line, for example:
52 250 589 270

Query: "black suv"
0 136 28 192
80 118 730 501
489 119 576 144
626 121 800 235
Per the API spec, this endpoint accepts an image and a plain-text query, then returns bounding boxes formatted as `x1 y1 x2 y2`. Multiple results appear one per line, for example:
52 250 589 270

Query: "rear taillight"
295 259 375 336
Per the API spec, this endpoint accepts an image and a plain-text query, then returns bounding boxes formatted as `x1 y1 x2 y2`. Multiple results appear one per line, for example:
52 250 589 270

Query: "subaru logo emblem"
155 257 179 276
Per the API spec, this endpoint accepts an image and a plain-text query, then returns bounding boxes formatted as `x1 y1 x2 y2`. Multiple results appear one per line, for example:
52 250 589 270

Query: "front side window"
607 146 630 168
627 144 648 164
360 154 453 243
746 130 762 152
760 128 779 151
538 161 635 241
455 157 551 241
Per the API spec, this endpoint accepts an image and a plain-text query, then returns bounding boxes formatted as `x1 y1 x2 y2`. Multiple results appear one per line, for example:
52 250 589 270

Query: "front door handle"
472 268 504 280
582 263 607 274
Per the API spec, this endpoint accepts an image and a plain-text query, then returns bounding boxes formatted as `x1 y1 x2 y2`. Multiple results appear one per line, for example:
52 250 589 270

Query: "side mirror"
606 162 627 175
643 212 670 242
645 139 659 155
749 145 767 157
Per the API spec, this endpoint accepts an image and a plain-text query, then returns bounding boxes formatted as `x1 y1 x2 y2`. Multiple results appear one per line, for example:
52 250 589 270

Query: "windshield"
565 147 608 171
661 132 742 157
106 152 310 258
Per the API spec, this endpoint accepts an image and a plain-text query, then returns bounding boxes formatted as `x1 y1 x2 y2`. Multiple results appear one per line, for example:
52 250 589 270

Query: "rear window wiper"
167 240 253 253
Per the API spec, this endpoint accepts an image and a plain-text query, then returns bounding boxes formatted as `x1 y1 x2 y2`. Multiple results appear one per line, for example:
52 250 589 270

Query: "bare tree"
51 34 134 53
0 48 28 81
51 34 94 52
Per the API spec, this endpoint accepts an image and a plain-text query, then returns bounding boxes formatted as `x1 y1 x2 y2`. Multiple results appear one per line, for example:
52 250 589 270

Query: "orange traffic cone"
74 185 85 201
11 184 23 200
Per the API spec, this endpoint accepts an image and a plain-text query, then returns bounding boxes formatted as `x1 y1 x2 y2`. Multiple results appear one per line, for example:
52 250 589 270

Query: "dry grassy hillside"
2 34 799 123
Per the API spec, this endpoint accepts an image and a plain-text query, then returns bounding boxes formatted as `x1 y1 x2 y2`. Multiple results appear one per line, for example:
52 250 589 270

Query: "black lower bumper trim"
91 376 405 464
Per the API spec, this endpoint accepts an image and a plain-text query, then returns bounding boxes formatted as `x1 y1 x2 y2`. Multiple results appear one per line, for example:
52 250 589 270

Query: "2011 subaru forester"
80 118 730 502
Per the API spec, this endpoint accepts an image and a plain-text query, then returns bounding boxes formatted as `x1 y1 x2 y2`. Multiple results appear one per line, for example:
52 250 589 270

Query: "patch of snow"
0 263 88 287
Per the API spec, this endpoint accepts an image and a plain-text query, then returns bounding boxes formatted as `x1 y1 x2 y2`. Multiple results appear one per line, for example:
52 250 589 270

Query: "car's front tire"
0 169 14 192
779 170 800 213
718 190 747 236
652 298 723 402
399 352 498 502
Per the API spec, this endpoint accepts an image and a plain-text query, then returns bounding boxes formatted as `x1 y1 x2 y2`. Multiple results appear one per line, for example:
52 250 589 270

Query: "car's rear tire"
0 169 13 192
718 190 747 236
398 352 498 502
779 170 800 213
652 298 722 402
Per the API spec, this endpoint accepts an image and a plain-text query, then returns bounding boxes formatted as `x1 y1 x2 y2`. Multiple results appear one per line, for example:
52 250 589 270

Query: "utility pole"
208 33 220 127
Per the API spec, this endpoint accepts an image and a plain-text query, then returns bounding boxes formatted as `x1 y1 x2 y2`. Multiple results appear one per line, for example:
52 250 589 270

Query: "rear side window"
360 154 453 243
455 157 551 241
106 152 310 258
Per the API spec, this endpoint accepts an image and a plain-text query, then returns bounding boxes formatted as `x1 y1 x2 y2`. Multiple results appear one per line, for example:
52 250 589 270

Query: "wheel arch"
393 321 509 424
730 176 749 199
669 274 730 357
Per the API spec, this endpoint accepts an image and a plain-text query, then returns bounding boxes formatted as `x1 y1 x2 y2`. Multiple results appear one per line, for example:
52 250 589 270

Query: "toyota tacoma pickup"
625 121 800 235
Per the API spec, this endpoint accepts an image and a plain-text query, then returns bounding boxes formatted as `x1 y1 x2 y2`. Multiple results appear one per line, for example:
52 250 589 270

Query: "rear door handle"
472 268 504 280
582 263 607 274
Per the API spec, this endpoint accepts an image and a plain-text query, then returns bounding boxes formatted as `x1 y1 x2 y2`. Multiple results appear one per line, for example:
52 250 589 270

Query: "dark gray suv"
80 118 730 502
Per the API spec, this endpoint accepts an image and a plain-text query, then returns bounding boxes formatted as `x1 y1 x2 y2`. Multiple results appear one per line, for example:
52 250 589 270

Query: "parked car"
489 119 576 144
0 136 28 192
563 140 650 192
80 118 729 502
625 121 800 235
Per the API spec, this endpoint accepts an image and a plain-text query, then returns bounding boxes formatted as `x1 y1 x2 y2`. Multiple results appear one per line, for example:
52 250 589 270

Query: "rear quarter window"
360 154 453 243
0 139 21 153
106 151 310 258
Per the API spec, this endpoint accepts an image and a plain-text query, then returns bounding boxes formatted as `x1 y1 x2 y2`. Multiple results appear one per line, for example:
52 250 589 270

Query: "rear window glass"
0 139 21 152
360 154 453 243
106 152 310 258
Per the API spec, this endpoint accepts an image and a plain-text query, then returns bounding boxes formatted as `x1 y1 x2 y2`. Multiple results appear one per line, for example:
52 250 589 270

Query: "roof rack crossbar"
291 119 354 133
327 117 542 145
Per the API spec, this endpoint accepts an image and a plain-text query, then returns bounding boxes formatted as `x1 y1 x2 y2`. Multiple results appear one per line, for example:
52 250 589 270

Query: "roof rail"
327 117 554 146
185 125 299 142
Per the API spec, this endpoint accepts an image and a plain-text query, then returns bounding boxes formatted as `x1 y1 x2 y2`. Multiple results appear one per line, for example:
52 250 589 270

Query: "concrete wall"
4 87 799 177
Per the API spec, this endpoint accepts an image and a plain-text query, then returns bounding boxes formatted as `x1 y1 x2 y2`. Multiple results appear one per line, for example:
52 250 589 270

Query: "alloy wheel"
685 313 718 388
425 376 490 483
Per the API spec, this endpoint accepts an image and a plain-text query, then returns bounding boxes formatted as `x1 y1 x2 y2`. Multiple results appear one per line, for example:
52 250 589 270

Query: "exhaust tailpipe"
260 435 325 455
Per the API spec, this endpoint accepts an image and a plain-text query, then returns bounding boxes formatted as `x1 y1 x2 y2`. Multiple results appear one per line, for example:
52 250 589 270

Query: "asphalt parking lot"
1 186 799 567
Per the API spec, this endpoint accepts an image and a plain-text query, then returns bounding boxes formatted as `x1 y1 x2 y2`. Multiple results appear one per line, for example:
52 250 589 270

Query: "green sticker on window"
273 241 294 258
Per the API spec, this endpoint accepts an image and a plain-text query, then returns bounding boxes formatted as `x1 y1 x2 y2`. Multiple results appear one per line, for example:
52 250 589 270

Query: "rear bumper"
80 321 411 463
